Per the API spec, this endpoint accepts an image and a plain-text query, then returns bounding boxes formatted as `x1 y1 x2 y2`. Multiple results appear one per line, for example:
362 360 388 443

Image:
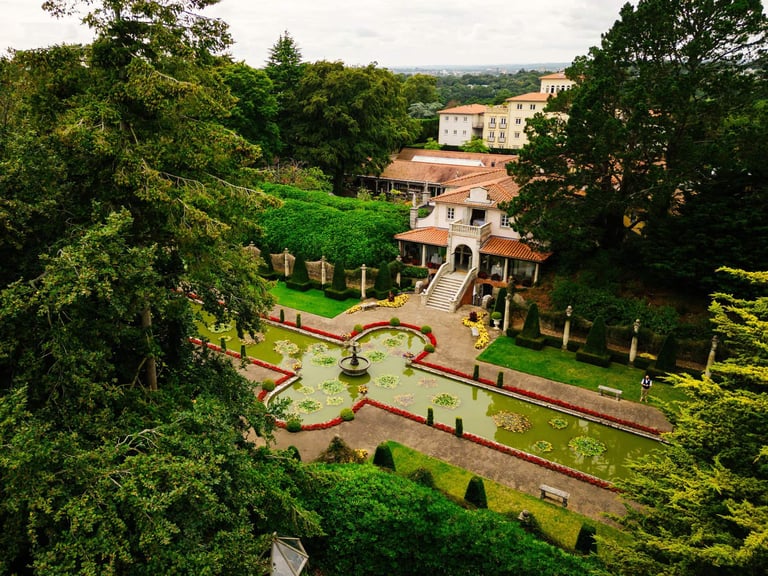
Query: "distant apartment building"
437 73 575 149
436 104 487 147
484 72 575 150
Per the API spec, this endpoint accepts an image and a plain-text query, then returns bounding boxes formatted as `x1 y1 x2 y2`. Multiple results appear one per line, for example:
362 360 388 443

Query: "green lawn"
477 336 690 406
269 282 359 318
387 441 629 553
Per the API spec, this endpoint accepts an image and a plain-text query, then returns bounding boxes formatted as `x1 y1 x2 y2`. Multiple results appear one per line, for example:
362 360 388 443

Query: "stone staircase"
425 272 466 311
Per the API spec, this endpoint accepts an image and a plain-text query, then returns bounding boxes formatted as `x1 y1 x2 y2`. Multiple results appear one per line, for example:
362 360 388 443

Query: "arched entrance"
453 244 473 271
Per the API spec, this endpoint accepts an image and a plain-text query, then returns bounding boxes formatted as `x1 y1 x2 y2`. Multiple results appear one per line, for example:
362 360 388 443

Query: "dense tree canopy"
0 1 323 572
505 0 767 289
283 60 419 194
603 268 768 575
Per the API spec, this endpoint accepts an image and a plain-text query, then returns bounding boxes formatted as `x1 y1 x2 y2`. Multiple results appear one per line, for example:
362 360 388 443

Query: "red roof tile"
433 176 520 206
480 236 551 263
394 227 448 246
438 104 487 115
505 92 551 102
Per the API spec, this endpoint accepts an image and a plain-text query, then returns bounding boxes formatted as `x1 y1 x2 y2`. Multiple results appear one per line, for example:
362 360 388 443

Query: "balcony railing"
450 220 492 242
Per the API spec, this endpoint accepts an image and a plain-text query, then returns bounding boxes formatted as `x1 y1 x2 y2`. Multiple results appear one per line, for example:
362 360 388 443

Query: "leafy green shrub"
424 343 435 353
389 317 400 326
521 303 541 338
408 467 435 489
286 255 311 290
374 260 392 298
259 185 409 267
402 265 429 279
496 371 504 388
583 315 608 356
577 315 611 367
340 408 355 421
261 379 276 392
323 287 350 300
279 309 285 322
551 277 679 333
494 287 507 323
332 261 348 291
317 435 360 463
455 417 463 438
464 476 488 509
427 407 434 426
372 443 396 471
286 419 302 433
575 524 597 555
285 445 302 461
353 324 364 333
296 313 302 328
653 333 678 373
420 325 432 334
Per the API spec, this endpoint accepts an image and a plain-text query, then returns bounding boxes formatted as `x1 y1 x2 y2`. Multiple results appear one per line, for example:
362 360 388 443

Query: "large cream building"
437 72 575 150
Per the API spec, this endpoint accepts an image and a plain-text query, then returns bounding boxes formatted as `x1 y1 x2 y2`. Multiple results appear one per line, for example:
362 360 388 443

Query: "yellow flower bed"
376 294 409 308
345 293 409 314
462 311 491 349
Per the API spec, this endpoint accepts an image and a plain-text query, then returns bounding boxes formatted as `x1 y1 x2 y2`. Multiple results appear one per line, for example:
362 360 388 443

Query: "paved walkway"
257 296 673 522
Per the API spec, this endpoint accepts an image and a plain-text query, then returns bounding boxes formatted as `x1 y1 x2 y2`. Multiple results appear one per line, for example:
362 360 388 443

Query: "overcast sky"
3 0 631 69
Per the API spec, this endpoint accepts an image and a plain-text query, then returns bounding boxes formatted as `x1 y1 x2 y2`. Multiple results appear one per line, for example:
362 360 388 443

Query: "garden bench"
539 484 570 508
360 302 378 311
598 385 623 401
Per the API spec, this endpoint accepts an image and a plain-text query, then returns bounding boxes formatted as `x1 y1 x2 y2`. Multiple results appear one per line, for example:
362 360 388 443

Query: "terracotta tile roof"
433 176 520 206
480 236 551 263
396 147 517 165
539 72 568 80
394 227 448 246
376 149 519 185
441 168 508 187
438 104 488 115
505 92 551 102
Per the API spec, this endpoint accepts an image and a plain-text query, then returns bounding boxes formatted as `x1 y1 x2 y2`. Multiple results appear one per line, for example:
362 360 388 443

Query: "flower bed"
492 411 532 433
462 311 490 349
568 436 607 457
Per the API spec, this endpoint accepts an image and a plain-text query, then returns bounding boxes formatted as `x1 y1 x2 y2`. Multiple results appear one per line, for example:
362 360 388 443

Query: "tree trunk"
141 307 158 391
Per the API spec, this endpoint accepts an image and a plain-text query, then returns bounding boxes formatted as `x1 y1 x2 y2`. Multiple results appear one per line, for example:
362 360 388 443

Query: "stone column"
283 248 290 278
502 292 512 332
320 255 327 286
704 335 719 378
629 319 641 365
562 305 573 351
360 264 367 300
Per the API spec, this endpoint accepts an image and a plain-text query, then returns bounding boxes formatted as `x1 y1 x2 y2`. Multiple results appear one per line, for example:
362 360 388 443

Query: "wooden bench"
598 385 623 400
540 484 570 508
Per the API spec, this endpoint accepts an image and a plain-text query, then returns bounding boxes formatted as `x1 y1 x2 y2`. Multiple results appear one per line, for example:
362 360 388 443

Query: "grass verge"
477 336 690 406
387 440 630 554
270 282 359 318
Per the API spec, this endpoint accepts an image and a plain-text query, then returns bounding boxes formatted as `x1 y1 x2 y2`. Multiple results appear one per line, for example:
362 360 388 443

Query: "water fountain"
338 340 371 377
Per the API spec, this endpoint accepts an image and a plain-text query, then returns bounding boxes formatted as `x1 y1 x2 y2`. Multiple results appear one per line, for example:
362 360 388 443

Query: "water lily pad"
569 436 607 457
310 354 337 366
319 379 345 395
374 374 400 389
417 377 438 388
393 393 415 407
367 350 387 363
295 399 322 414
308 343 329 354
326 396 344 406
432 392 460 409
274 340 300 356
492 411 532 433
532 440 553 453
548 417 569 430
295 385 315 396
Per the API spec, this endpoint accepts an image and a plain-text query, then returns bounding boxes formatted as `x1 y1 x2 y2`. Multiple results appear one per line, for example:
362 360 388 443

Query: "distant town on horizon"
389 62 570 75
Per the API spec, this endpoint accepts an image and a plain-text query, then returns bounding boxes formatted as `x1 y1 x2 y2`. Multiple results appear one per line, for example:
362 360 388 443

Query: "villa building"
395 171 551 311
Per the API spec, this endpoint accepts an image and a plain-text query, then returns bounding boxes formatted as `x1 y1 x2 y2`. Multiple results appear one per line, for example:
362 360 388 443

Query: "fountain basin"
338 355 371 377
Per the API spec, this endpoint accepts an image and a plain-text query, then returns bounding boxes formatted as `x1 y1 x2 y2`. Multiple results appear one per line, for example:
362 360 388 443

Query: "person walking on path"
640 374 653 402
